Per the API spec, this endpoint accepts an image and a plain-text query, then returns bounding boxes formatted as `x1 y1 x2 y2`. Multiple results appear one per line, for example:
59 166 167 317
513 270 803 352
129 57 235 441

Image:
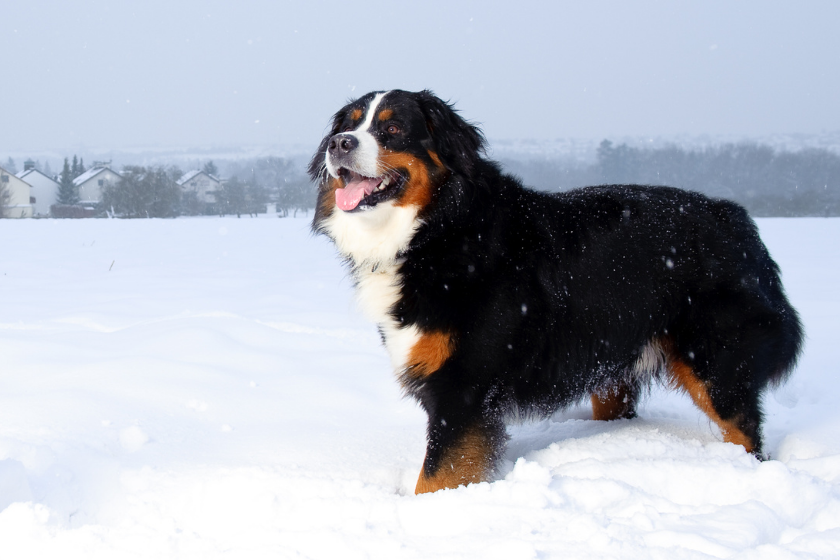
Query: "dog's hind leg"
591 378 640 421
665 343 762 454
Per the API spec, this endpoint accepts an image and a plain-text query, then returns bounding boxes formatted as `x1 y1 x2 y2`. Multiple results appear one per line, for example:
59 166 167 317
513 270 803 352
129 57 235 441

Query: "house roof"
17 168 59 184
73 167 121 186
0 166 32 194
176 170 220 186
1 166 29 184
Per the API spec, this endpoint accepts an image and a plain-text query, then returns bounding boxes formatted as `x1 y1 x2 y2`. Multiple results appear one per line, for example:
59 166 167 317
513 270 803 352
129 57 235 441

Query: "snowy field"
1 215 839 559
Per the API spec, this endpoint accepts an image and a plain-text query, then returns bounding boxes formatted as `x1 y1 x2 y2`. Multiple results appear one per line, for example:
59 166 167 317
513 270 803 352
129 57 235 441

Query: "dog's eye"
342 126 352 132
387 124 401 134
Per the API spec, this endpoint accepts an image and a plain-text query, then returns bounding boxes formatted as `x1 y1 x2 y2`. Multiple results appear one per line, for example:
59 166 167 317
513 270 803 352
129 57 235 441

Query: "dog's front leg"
414 414 504 494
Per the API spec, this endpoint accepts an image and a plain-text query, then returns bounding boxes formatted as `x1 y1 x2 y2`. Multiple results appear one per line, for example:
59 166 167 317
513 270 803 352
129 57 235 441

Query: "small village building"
177 170 221 204
17 164 60 216
73 165 122 204
0 166 33 218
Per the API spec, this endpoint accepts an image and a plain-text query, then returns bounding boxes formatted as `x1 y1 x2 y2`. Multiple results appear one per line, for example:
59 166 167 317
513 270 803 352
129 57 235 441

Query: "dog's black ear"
308 107 349 183
416 90 486 177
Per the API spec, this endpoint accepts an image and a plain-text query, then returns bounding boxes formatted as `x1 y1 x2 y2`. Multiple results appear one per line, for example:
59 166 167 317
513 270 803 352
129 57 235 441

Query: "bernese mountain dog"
309 89 803 494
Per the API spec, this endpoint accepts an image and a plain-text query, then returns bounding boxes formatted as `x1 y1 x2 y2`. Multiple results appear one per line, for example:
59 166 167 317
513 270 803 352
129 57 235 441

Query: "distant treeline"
500 141 840 217
9 142 839 218
55 156 314 219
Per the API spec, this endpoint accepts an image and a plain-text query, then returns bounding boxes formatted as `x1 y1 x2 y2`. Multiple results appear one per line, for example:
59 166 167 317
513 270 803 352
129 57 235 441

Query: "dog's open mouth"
335 168 405 212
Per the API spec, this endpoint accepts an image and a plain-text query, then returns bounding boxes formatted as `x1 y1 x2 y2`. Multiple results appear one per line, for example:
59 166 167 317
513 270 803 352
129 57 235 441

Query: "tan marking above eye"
351 109 363 121
378 108 393 121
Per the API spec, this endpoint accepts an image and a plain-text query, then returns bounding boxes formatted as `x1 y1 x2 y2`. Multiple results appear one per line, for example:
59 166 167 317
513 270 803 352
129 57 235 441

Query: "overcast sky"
3 1 839 154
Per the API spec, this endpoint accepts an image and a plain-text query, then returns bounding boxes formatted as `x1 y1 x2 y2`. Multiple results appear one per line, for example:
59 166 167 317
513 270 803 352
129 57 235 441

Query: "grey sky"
3 1 839 153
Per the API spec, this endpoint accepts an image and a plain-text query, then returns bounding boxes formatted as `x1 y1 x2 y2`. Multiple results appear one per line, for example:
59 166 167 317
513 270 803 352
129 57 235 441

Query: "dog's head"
309 90 485 262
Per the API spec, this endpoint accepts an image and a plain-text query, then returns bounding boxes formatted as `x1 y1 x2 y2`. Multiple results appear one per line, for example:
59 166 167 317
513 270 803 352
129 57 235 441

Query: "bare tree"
215 176 249 217
0 174 11 218
101 166 182 218
277 177 315 217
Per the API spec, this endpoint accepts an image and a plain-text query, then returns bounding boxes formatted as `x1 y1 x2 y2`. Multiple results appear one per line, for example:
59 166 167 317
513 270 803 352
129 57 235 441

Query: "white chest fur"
323 202 423 373
323 201 420 266
354 262 421 373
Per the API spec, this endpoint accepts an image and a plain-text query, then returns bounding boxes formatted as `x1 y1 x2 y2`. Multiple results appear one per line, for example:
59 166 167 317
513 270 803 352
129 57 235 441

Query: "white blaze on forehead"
356 91 389 133
325 91 391 179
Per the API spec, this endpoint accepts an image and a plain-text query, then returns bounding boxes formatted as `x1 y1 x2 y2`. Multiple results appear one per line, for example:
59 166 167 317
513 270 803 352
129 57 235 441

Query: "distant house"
17 165 60 216
73 165 122 205
177 170 221 204
0 166 33 218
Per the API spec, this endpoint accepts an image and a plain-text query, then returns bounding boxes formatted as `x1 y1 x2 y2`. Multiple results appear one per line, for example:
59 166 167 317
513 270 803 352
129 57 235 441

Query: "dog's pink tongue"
335 176 381 211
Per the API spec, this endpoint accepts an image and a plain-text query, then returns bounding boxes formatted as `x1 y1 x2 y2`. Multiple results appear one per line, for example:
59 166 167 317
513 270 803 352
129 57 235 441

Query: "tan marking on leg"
407 330 454 377
377 108 393 121
415 427 491 494
665 346 754 452
591 381 636 421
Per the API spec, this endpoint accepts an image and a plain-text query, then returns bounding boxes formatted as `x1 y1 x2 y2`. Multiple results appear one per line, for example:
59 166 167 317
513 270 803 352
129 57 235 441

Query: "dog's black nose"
328 133 359 155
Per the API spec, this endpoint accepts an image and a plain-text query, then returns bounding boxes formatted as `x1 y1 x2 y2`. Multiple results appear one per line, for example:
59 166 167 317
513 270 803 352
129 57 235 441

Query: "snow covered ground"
0 215 838 559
